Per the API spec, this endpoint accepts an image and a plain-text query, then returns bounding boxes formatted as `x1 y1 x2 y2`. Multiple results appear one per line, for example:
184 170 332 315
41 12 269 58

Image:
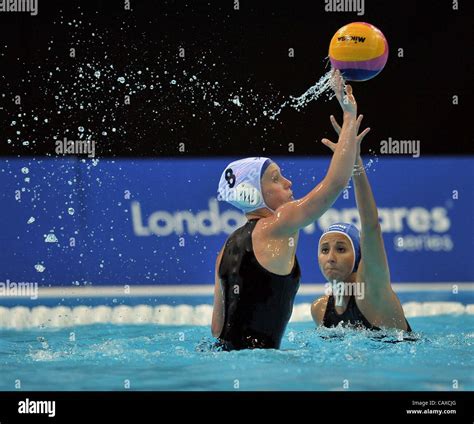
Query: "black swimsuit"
323 294 412 332
216 219 301 350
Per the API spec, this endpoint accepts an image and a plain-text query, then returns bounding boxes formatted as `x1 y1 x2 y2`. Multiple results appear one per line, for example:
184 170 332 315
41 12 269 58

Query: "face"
318 233 355 281
261 163 294 210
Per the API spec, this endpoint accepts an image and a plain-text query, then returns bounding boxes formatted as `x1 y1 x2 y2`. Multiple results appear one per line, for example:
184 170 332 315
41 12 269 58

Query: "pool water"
0 314 472 391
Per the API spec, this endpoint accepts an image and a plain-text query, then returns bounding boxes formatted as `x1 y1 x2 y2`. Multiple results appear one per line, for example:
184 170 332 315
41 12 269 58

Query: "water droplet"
231 97 242 107
35 264 46 272
44 233 59 243
21 167 29 174
170 79 176 85
94 70 101 78
117 76 125 84
78 126 84 132
68 208 75 215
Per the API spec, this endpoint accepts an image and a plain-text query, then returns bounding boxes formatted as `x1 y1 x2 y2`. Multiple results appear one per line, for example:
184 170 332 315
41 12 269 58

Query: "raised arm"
322 115 390 292
267 71 361 236
352 156 390 290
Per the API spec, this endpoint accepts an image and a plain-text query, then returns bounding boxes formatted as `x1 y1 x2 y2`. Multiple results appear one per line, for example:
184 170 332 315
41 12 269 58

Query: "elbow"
335 179 349 193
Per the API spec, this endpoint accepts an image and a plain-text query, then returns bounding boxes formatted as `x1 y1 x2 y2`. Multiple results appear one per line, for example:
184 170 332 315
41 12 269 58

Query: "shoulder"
311 295 330 325
253 216 298 242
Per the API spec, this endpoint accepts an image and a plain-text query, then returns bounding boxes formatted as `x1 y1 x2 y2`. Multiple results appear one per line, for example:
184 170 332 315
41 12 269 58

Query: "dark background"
0 0 472 157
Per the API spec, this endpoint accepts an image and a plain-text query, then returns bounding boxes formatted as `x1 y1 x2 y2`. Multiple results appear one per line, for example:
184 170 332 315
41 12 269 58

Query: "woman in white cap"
212 71 370 350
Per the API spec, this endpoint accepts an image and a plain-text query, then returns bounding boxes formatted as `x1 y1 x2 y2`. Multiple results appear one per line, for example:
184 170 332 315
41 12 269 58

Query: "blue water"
0 314 472 391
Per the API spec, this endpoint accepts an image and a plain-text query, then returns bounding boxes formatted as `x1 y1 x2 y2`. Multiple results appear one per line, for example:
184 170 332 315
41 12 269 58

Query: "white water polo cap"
217 157 274 214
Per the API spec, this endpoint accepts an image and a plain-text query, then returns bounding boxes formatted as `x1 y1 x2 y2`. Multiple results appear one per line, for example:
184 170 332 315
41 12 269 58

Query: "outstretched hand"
321 114 370 155
331 69 357 116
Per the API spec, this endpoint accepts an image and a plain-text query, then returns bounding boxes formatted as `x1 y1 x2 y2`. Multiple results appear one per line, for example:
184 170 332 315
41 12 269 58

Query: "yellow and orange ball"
329 22 389 81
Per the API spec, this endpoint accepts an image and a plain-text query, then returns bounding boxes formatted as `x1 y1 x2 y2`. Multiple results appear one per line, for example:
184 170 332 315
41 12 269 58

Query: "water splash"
364 149 380 173
265 71 335 120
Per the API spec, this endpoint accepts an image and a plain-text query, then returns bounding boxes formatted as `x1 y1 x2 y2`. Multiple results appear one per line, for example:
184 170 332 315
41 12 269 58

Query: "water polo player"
211 71 369 350
311 115 411 331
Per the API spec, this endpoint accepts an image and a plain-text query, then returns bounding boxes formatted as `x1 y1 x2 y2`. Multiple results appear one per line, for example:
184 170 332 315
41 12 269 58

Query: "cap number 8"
225 168 236 188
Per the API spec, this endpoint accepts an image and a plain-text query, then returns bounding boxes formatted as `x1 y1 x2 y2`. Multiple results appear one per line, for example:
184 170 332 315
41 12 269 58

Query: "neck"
246 208 273 220
328 272 357 286
346 272 357 284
